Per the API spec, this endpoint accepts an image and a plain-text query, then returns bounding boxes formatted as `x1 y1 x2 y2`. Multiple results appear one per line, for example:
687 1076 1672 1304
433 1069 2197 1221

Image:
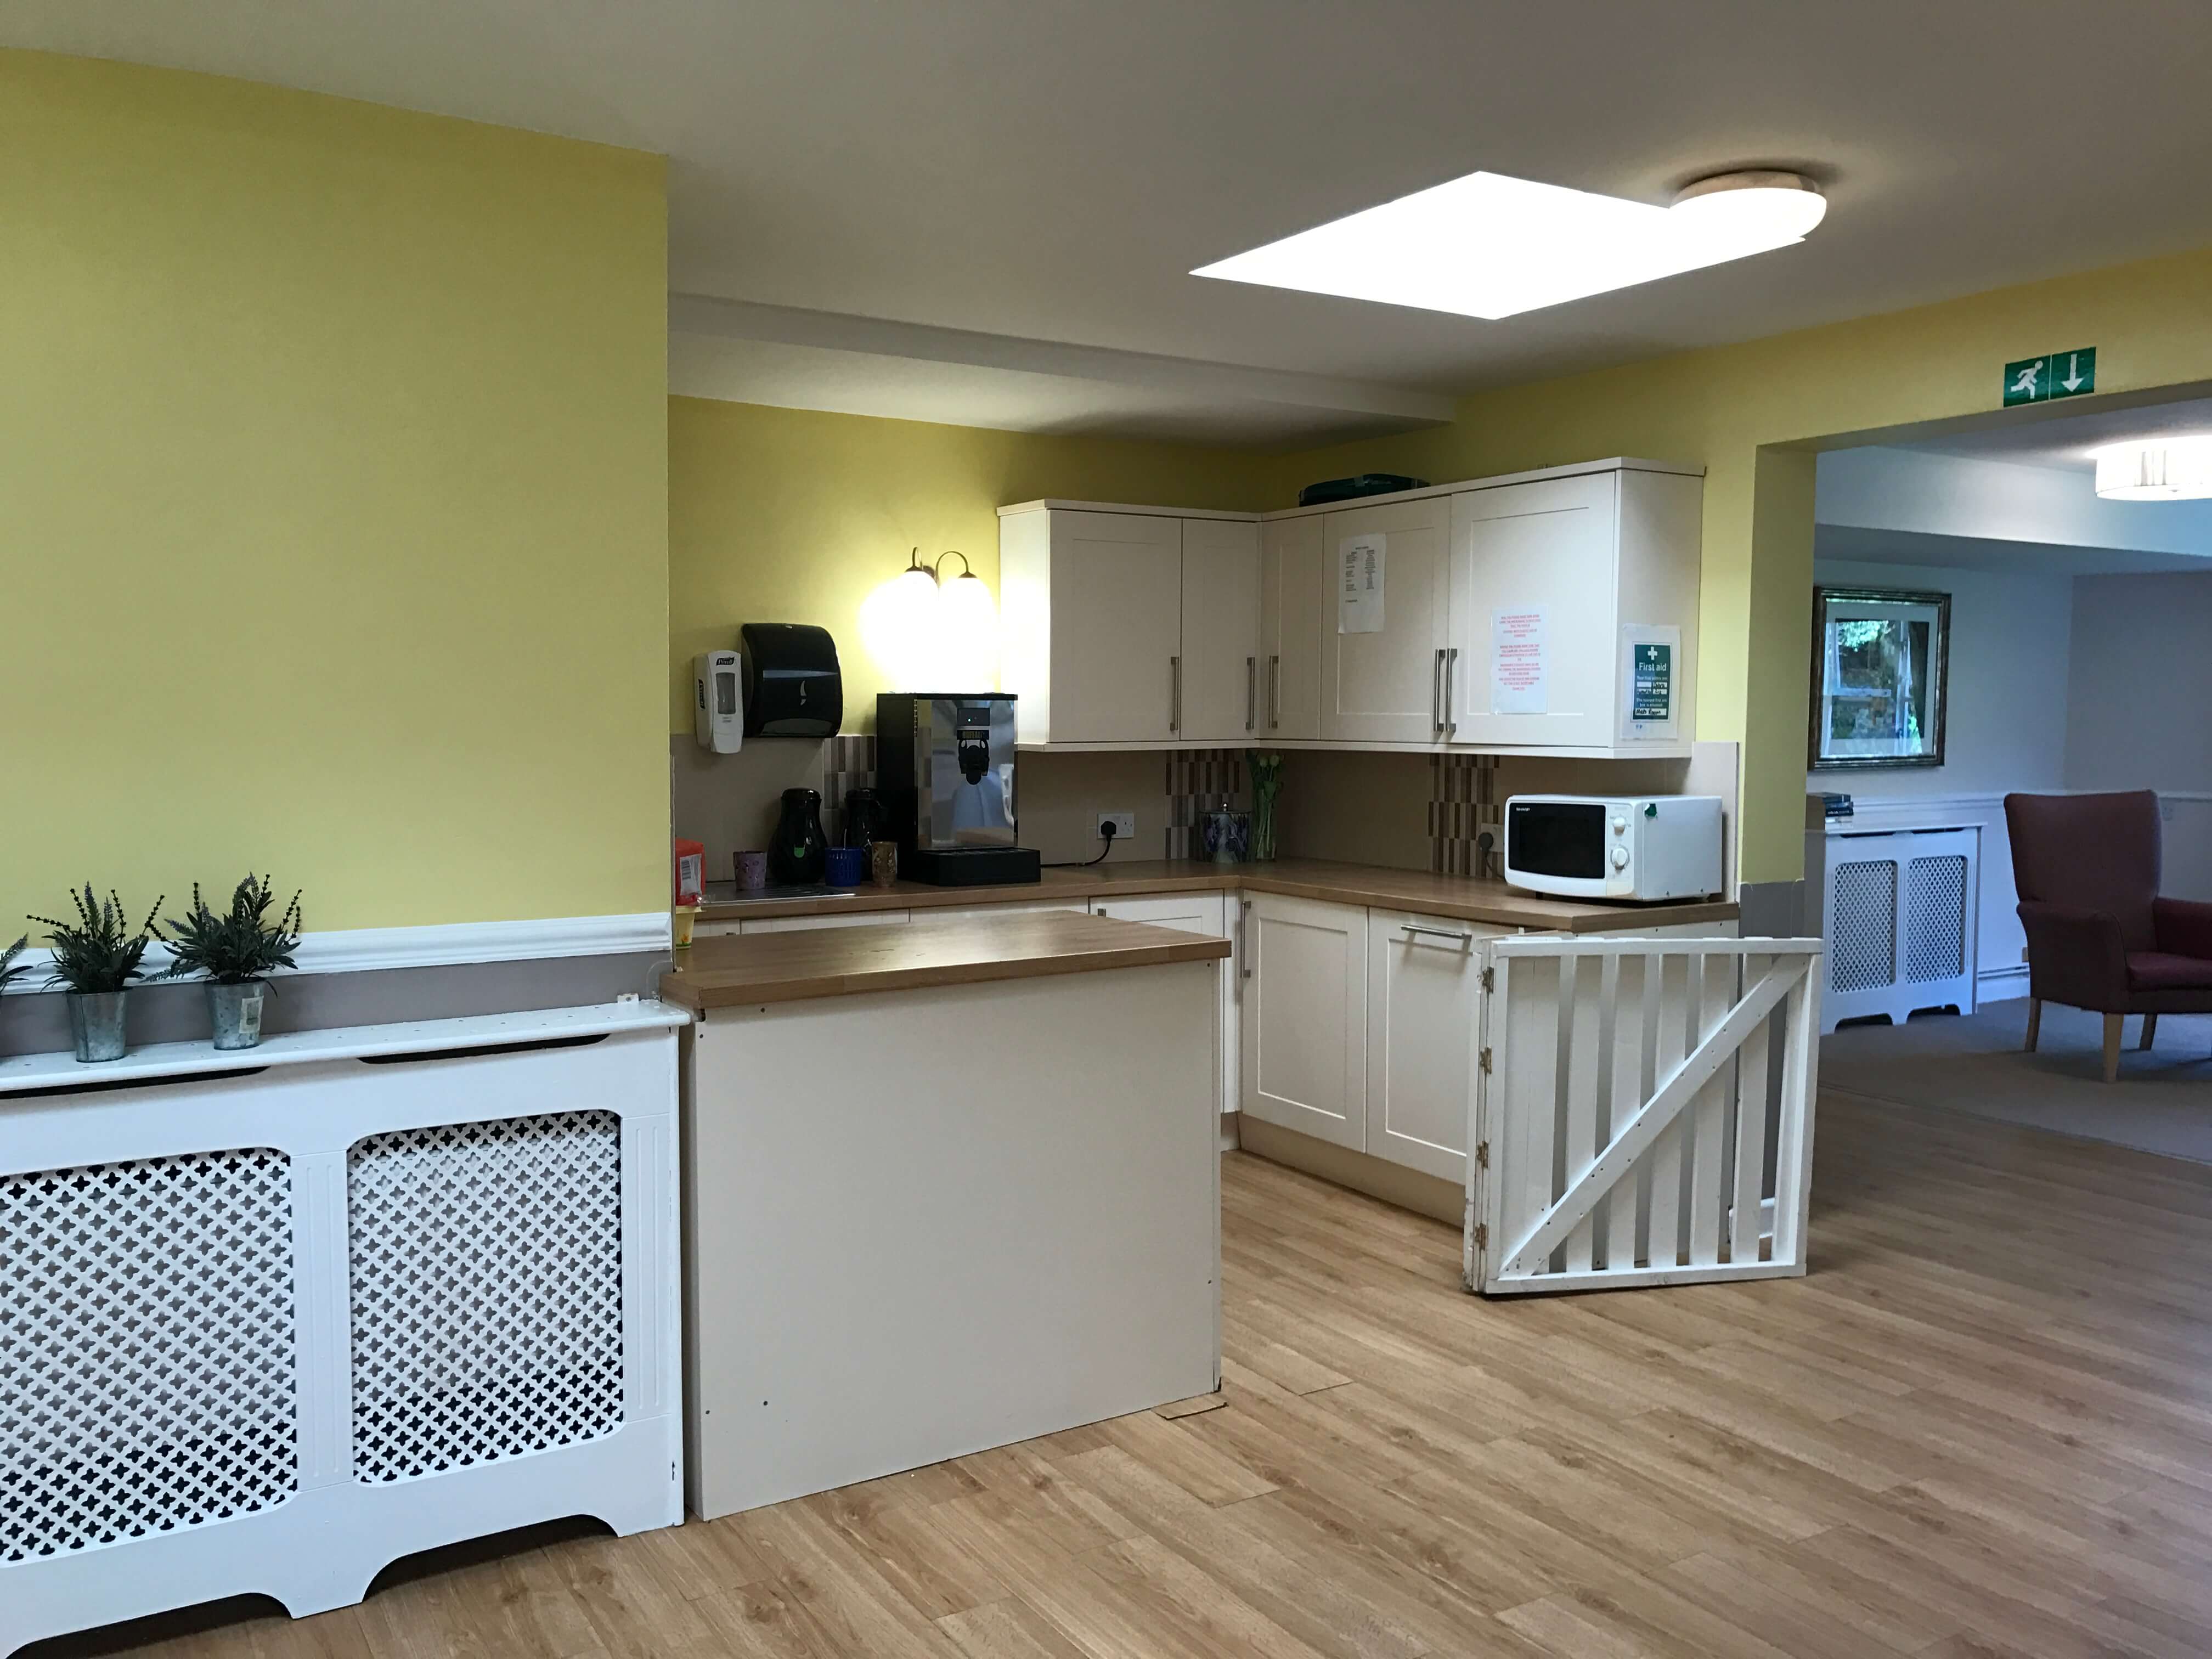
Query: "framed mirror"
1808 586 1950 770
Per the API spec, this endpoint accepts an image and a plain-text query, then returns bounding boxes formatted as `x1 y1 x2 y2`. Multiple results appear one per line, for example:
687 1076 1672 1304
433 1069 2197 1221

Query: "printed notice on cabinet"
1491 607 1548 714
1338 534 1385 634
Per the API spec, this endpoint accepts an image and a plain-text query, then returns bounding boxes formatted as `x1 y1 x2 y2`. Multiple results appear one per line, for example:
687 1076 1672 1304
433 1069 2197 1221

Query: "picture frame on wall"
1808 586 1950 770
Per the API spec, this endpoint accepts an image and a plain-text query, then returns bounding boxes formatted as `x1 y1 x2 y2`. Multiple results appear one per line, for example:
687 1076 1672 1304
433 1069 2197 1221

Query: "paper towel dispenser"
740 623 843 738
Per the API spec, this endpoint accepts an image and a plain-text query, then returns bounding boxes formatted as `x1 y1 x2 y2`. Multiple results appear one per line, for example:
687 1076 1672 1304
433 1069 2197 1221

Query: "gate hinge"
1471 1223 1488 1248
1478 1047 1492 1074
1480 967 1494 993
1475 1141 1489 1169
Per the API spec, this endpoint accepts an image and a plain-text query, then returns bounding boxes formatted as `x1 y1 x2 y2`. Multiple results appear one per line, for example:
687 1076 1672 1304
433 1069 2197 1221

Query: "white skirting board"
0 1001 686 1656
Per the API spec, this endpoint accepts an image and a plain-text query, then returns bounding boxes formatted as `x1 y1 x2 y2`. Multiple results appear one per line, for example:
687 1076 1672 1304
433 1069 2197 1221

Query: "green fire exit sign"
2004 347 2096 406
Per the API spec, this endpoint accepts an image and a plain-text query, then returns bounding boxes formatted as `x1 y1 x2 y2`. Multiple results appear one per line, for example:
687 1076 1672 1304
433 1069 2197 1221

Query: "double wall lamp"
861 547 999 691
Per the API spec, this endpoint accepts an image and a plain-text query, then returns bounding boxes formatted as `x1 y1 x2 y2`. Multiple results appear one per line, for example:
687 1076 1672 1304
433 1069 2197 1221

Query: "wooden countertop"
659 911 1231 1011
696 857 1737 934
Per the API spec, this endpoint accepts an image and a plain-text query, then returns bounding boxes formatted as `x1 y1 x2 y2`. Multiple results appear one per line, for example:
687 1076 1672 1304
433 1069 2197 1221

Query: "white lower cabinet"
1092 893 1234 1117
740 910 911 934
1239 893 1368 1149
930 899 1091 919
1365 911 1503 1182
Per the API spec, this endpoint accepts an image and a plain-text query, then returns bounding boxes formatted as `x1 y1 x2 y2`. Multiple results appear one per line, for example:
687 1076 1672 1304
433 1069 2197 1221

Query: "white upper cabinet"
1259 515 1323 741
1177 518 1262 743
999 461 1699 754
1447 468 1701 749
1317 494 1453 745
1001 508 1182 744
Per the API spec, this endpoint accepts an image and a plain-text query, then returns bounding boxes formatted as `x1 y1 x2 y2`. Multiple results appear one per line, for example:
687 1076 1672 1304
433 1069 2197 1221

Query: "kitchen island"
661 912 1227 1520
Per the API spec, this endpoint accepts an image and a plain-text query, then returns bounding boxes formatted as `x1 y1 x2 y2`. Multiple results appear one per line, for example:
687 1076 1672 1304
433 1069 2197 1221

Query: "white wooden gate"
1468 936 1822 1295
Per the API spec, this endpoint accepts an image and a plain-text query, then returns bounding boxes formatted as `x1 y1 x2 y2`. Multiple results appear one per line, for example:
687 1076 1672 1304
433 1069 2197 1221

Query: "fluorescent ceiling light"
1194 169 1825 320
2095 437 2212 500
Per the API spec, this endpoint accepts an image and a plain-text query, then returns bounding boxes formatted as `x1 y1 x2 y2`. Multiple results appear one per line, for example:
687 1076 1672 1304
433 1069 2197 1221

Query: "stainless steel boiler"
874 693 1041 885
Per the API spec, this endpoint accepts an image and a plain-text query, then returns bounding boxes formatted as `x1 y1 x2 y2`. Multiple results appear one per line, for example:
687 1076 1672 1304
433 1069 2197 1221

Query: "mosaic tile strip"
1430 753 1503 878
821 734 877 844
1164 749 1246 861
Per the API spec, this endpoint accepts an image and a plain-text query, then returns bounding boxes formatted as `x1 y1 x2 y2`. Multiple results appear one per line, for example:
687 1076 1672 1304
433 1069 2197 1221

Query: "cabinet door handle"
1268 655 1280 730
1170 655 1181 734
1402 922 1475 947
1432 648 1447 736
1444 646 1459 739
1238 899 1252 979
1245 656 1256 732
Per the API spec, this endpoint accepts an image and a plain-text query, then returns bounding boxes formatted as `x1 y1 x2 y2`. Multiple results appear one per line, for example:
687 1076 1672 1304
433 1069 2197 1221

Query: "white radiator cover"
1818 825 1980 1032
0 1002 685 1656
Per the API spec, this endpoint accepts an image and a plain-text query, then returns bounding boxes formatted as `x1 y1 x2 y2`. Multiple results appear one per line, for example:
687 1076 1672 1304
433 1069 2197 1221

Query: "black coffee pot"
770 787 828 885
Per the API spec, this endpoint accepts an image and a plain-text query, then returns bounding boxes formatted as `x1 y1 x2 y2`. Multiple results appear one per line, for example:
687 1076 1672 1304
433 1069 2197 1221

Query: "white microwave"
1503 795 1724 902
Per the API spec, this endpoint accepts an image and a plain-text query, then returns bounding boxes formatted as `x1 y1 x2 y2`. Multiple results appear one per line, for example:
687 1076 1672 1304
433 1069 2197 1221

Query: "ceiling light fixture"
1193 167 1825 320
2094 437 2212 500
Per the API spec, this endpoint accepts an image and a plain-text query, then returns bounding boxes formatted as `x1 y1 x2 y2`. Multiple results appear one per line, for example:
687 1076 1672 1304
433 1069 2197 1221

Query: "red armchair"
2006 791 2212 1082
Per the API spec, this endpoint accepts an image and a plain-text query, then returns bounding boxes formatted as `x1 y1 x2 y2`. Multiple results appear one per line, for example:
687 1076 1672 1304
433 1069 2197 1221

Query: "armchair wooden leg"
2103 1013 2124 1083
2141 1013 2158 1052
2024 998 2041 1052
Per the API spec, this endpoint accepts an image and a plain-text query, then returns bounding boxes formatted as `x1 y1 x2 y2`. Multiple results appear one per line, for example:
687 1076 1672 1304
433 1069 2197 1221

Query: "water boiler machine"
875 693 1041 886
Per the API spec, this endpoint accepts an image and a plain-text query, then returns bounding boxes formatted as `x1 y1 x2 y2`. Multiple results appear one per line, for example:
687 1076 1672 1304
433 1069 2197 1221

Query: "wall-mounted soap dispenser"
693 650 743 752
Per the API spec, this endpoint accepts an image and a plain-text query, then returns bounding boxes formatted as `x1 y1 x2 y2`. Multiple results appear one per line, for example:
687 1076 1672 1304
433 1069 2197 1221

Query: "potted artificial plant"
30 888 164 1063
160 876 303 1051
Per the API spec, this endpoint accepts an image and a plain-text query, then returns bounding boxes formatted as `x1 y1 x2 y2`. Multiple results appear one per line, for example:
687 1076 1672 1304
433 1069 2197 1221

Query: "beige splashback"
674 734 1740 891
1272 750 1434 872
673 737 1183 874
1016 749 1180 864
672 736 830 882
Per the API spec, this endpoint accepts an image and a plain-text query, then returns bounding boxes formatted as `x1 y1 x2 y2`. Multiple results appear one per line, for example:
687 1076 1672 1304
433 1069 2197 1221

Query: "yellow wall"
2 53 669 933
1271 244 2212 883
668 396 1274 731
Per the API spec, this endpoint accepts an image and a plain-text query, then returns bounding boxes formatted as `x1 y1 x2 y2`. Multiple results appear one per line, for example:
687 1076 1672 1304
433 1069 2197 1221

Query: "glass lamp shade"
936 571 1000 690
2095 438 2212 500
859 565 947 690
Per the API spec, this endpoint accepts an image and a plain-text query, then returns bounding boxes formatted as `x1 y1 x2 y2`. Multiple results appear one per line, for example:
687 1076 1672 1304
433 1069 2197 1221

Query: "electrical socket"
1097 811 1136 842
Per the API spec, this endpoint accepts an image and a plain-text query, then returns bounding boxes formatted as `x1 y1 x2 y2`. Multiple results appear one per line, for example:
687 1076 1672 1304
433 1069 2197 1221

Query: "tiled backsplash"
1163 749 1245 860
1430 753 1503 879
675 736 1733 885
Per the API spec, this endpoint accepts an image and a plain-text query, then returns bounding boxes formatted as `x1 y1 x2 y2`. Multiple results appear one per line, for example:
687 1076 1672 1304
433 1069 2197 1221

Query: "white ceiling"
18 1 2212 443
1902 394 2212 473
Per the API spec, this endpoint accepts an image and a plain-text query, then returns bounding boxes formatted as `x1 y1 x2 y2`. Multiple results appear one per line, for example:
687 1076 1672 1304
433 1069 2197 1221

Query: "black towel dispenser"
740 623 843 738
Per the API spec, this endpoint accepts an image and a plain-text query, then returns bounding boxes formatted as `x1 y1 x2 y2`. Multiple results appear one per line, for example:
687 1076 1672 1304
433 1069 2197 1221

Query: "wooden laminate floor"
38 1090 2212 1659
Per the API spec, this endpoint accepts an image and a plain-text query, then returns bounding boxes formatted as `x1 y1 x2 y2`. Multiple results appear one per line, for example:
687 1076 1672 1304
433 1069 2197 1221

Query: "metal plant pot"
67 990 129 1064
207 980 268 1051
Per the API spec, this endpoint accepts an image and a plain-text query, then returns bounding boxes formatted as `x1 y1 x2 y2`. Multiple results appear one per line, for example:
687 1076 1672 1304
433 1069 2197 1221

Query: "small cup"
735 850 769 890
871 842 900 889
824 846 867 888
672 904 698 948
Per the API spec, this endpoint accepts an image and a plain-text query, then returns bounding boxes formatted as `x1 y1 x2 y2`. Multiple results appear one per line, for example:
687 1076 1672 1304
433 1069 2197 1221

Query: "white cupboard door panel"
1259 515 1324 741
1179 520 1262 744
1048 512 1183 742
1366 910 1500 1183
740 910 912 934
1240 894 1366 1149
1448 473 1618 747
1319 497 1453 745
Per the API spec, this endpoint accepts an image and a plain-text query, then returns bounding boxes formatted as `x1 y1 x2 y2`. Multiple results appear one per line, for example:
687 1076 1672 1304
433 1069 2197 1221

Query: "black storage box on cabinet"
1296 473 1429 507
740 623 842 738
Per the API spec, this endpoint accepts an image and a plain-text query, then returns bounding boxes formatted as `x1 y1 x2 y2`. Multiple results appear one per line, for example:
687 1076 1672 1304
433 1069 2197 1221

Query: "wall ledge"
2 911 670 993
